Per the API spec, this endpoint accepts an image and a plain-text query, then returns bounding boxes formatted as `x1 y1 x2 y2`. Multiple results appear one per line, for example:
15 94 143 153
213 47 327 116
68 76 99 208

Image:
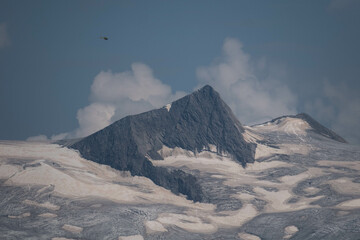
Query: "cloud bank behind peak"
196 38 297 125
28 38 299 141
29 62 186 141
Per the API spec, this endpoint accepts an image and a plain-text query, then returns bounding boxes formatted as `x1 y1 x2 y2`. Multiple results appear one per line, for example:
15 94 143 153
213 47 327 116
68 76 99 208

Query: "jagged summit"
255 113 347 143
157 84 255 163
70 85 255 202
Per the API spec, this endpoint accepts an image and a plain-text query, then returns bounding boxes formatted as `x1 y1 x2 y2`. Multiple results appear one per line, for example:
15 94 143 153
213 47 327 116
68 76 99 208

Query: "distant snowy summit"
68 85 346 201
253 113 347 143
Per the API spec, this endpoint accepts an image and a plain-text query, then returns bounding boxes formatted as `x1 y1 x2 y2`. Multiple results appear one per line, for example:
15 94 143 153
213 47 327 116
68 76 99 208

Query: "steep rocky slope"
70 85 255 201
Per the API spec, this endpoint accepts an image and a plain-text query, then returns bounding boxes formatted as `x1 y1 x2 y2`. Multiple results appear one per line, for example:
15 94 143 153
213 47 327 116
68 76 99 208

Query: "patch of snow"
0 141 85 168
283 225 299 239
233 192 256 202
304 186 321 194
90 204 102 208
208 144 217 152
317 160 360 171
38 213 57 218
329 178 360 195
238 232 261 240
254 186 322 213
152 147 291 177
243 126 263 143
252 117 311 142
118 235 144 240
255 187 292 212
62 224 83 233
145 220 167 234
23 199 60 211
337 211 350 216
37 185 53 194
164 103 171 112
157 213 217 233
280 172 313 186
52 238 74 240
337 199 360 209
157 145 195 158
0 164 20 180
0 142 213 210
255 143 310 160
8 212 30 219
208 204 258 228
152 145 329 222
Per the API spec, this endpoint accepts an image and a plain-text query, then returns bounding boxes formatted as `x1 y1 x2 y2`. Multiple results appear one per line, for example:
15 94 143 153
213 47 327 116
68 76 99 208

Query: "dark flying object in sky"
100 36 108 40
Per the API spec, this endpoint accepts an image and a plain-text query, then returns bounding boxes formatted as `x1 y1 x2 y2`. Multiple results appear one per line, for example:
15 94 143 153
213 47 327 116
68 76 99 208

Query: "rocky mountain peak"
70 85 255 202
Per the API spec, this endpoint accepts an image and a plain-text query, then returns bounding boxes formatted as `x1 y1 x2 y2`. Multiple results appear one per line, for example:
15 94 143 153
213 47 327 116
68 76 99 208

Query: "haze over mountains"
1 85 359 239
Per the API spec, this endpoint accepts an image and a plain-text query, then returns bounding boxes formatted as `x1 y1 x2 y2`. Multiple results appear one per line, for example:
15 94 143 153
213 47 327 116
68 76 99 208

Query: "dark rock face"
70 85 255 202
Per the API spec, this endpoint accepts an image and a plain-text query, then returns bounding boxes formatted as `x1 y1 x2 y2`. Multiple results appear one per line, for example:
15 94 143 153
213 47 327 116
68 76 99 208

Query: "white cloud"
305 81 360 144
50 132 69 141
89 63 186 124
0 22 10 48
196 38 297 125
26 135 49 142
38 62 186 140
91 63 175 106
74 103 116 138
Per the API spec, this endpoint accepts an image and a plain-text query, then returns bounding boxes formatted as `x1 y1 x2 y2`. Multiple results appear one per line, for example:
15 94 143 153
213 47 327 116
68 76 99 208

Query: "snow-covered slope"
1 130 360 239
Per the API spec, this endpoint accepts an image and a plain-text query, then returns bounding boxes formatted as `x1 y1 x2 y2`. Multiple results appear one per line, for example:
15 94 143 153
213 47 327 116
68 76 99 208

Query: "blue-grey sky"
1 0 359 144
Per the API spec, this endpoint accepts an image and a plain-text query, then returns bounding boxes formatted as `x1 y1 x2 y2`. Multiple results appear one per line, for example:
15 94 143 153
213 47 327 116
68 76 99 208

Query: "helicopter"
100 36 109 40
